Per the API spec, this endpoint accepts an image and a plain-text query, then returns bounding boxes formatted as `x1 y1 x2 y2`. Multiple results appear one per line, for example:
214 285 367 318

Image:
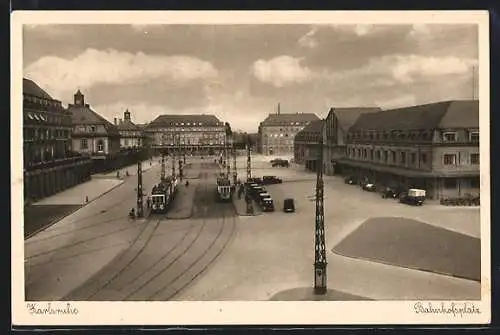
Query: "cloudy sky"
23 24 478 132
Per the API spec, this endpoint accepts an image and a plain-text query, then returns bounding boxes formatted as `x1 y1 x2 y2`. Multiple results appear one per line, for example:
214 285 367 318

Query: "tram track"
62 218 161 301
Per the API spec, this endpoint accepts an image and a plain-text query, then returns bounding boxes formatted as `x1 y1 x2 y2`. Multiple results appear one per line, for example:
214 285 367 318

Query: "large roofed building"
340 100 479 199
293 120 325 171
23 78 91 203
145 114 227 156
258 108 320 156
68 90 121 159
114 109 146 149
322 107 382 175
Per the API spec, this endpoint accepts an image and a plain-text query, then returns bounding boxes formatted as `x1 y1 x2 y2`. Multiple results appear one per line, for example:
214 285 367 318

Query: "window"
470 153 480 164
444 178 457 189
80 139 88 149
444 154 457 165
383 151 388 163
370 149 374 160
469 132 479 143
391 151 396 163
421 153 427 164
443 132 457 142
376 150 381 160
411 153 416 165
401 152 406 164
470 177 480 188
97 139 104 152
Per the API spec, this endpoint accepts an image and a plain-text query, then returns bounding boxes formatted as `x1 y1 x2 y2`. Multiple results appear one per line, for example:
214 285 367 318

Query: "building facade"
258 112 320 156
23 78 92 203
339 100 479 199
322 107 381 175
145 114 227 156
115 109 145 149
68 90 121 159
293 120 324 171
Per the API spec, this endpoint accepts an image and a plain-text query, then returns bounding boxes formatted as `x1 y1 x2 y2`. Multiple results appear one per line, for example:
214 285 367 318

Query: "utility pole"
232 145 237 185
472 65 477 100
136 161 143 218
245 136 253 214
160 153 165 181
314 121 327 295
226 136 231 178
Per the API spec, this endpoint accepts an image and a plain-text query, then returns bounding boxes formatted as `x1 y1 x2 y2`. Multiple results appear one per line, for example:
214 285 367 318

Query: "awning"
336 159 479 178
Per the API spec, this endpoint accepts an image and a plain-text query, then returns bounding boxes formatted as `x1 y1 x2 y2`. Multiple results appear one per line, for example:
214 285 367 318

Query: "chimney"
277 102 281 115
114 118 117 125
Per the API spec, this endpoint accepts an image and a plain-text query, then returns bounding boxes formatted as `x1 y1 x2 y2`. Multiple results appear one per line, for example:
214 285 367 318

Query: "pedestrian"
146 197 151 209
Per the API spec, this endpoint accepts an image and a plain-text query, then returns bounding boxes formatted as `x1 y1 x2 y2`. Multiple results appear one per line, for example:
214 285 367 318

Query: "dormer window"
443 132 457 142
469 131 479 142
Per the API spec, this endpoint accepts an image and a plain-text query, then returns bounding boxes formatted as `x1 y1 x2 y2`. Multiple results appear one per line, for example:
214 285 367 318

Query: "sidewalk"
165 181 198 219
93 158 160 179
232 192 262 216
32 178 124 206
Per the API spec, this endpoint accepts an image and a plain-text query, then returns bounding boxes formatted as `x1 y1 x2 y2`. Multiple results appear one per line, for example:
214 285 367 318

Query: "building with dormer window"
114 109 145 149
340 100 479 199
145 114 227 156
68 90 121 158
23 78 92 203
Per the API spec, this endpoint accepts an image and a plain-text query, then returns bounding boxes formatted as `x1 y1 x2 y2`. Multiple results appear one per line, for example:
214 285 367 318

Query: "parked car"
261 198 275 212
399 188 426 206
283 198 295 213
344 176 358 185
381 187 401 199
362 183 377 192
262 176 283 185
248 177 263 184
271 159 289 167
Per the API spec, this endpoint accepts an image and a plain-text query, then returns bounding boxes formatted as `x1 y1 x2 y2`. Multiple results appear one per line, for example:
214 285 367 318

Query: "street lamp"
314 119 327 295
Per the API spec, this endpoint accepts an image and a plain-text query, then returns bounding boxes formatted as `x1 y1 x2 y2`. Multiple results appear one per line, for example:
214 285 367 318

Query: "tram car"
216 176 232 202
150 176 178 213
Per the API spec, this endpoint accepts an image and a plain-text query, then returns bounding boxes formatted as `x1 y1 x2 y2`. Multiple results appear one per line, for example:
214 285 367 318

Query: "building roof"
117 119 142 131
294 120 324 142
261 113 320 126
329 107 382 131
69 105 119 135
23 78 55 100
349 100 478 132
147 114 222 128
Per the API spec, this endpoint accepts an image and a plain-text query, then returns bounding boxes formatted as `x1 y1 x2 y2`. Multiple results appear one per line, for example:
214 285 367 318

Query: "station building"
145 114 227 156
339 100 479 199
293 120 324 171
23 78 92 203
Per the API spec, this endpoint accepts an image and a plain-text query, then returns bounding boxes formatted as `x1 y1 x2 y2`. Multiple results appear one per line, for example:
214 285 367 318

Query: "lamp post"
136 161 143 218
314 119 327 295
245 134 253 214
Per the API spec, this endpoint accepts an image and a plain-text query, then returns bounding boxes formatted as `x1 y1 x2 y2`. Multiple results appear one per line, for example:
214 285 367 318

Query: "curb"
25 180 126 240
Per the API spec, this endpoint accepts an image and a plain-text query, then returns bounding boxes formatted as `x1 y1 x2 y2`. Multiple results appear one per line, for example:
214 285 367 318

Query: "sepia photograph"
11 11 490 325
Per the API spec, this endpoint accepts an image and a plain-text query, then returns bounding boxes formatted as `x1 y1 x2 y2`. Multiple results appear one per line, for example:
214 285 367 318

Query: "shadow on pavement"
269 287 372 301
333 217 481 282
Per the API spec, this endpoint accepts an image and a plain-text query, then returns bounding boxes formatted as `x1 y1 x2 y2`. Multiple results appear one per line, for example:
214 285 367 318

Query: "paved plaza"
24 155 481 301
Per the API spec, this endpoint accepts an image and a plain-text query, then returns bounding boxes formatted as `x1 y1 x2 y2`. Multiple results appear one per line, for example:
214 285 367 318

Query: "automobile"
261 198 275 212
344 176 358 185
399 188 426 206
381 187 403 199
258 192 272 203
283 198 295 213
248 177 263 184
362 183 377 192
271 159 289 167
262 176 283 185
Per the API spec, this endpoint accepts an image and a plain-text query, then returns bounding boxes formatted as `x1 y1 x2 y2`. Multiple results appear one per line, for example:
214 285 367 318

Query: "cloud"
252 55 312 87
298 27 319 48
24 48 219 98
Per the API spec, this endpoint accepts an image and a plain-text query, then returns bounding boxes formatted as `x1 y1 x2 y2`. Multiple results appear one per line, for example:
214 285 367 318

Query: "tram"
150 176 178 213
216 176 232 202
